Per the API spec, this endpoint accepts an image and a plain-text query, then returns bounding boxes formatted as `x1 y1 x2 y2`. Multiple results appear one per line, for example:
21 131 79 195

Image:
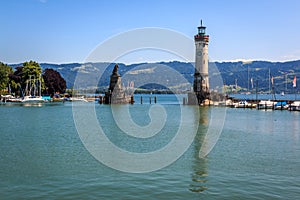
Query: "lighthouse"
190 20 210 104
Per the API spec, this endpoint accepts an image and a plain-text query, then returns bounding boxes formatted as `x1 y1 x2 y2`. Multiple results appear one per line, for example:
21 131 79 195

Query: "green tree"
0 62 13 94
22 61 44 96
22 60 42 81
8 60 44 96
9 66 24 96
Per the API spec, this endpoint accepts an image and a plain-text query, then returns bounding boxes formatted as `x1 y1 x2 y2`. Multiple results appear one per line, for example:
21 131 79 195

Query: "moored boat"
274 101 289 110
1 95 22 103
225 99 234 107
69 96 88 102
257 100 276 110
21 75 45 103
289 101 300 111
235 101 249 108
21 95 45 103
234 100 256 108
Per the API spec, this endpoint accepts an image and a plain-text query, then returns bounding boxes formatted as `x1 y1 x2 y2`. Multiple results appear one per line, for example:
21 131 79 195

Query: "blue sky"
1 0 300 64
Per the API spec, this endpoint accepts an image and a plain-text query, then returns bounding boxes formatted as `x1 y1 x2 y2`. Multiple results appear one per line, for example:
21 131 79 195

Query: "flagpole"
295 87 296 101
285 73 287 92
256 79 258 102
295 86 297 101
271 76 276 101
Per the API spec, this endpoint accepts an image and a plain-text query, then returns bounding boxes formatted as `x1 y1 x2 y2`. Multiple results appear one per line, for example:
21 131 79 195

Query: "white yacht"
70 96 88 102
21 95 44 103
21 75 45 103
289 101 300 111
257 100 276 110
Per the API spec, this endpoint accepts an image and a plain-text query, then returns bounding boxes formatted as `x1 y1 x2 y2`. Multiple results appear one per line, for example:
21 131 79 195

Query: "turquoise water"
0 95 300 199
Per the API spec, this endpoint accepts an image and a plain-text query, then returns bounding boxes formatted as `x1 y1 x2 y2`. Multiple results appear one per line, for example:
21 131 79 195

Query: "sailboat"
21 75 44 103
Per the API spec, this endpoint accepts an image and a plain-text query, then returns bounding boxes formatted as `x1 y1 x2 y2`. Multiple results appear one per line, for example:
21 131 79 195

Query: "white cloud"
127 67 156 75
213 58 255 64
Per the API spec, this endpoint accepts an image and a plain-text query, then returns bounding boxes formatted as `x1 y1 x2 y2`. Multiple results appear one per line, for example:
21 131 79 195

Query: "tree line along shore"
0 60 66 98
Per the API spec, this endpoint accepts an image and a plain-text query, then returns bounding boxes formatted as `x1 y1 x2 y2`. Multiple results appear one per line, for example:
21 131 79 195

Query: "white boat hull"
289 101 300 111
257 100 276 110
22 96 45 103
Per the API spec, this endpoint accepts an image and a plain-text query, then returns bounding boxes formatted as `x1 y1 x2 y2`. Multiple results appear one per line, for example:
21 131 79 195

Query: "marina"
227 93 300 111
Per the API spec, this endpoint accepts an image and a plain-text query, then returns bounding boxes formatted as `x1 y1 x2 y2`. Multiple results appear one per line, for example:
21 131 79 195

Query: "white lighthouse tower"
191 20 210 104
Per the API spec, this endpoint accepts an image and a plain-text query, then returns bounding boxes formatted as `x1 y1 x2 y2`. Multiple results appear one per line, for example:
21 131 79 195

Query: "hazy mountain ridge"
216 60 300 93
10 60 300 93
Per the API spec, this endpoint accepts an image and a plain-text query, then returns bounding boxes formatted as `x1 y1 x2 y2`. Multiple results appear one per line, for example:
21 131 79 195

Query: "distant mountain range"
10 60 300 93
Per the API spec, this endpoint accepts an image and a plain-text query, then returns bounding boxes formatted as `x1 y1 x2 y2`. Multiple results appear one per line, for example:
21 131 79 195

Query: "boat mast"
272 76 276 101
29 76 32 96
256 79 258 101
285 73 287 93
25 80 28 96
268 68 271 94
247 65 250 92
39 75 42 97
33 77 37 97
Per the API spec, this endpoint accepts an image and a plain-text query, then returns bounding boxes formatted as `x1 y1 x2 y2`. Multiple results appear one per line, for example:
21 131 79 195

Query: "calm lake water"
0 94 299 199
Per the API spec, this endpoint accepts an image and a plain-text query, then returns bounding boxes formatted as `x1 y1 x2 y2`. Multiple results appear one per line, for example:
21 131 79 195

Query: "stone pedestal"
104 64 134 104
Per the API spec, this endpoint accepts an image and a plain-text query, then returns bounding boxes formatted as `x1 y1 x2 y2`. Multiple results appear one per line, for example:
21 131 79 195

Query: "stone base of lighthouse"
187 90 228 106
187 91 210 105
